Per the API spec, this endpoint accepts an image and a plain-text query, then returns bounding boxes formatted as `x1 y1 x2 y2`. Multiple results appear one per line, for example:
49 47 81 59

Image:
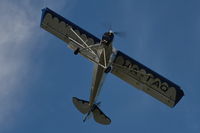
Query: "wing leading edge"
111 51 184 107
40 7 101 64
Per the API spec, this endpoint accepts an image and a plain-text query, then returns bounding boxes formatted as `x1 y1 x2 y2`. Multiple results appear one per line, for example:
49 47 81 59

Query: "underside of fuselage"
72 41 113 125
89 64 106 107
89 41 113 107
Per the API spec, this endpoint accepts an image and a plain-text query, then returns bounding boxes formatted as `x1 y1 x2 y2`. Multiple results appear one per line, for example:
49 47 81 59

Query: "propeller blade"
102 23 126 38
113 31 126 38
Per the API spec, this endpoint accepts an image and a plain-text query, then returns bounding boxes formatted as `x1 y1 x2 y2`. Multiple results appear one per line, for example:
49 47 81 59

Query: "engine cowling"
102 32 114 45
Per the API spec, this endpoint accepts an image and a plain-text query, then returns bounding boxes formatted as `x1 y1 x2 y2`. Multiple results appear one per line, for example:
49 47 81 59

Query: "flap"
111 51 184 107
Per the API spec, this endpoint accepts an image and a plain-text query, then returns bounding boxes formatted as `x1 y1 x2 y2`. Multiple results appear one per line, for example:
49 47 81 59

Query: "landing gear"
104 66 111 73
74 48 80 55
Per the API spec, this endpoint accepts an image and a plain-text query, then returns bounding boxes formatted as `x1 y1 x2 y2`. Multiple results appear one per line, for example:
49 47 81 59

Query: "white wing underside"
40 9 109 68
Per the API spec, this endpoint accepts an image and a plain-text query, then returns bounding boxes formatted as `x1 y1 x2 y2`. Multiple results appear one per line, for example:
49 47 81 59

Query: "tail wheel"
104 66 111 73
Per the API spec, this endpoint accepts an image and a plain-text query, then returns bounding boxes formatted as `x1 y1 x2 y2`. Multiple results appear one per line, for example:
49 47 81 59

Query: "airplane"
40 7 184 125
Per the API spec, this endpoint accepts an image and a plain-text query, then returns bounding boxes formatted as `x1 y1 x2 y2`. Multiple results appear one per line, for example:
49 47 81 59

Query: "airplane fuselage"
89 32 114 107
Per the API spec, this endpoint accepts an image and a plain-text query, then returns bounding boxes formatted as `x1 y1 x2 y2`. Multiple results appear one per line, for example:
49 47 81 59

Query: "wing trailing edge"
40 7 102 64
111 51 184 107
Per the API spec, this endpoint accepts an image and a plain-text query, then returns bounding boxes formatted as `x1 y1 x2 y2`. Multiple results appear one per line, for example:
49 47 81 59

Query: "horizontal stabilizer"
72 97 90 114
92 105 111 125
72 97 111 125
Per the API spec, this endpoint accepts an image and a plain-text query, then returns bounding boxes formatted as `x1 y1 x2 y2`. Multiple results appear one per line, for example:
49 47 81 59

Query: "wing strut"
69 27 97 57
69 27 108 69
103 48 107 68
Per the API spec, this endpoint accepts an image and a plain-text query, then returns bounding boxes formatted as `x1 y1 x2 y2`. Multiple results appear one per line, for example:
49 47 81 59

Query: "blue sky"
0 0 200 132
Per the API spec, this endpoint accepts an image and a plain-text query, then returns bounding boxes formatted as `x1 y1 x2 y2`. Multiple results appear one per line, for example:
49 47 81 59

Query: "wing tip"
40 7 48 26
173 88 184 107
169 88 184 108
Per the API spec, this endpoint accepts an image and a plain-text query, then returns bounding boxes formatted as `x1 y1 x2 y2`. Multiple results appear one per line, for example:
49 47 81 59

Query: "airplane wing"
40 8 101 64
111 51 184 107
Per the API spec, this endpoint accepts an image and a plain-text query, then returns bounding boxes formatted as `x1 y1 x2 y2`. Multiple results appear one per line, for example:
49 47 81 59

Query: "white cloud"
0 0 30 125
0 0 77 129
0 0 42 128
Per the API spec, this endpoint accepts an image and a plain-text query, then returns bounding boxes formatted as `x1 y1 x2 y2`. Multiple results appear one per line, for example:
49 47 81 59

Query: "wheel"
74 48 80 55
105 66 111 73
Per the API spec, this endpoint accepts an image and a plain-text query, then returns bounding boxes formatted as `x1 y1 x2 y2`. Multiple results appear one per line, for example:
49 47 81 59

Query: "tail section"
72 97 111 125
72 97 90 114
92 105 111 125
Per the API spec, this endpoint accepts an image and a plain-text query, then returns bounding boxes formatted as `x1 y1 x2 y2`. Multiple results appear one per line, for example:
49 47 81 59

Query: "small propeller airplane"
40 7 184 125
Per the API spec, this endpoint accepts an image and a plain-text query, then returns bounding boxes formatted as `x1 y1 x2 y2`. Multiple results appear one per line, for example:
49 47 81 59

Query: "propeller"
109 30 126 38
104 24 126 38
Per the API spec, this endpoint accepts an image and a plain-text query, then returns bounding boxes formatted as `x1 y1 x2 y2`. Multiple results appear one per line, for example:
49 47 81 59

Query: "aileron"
111 51 184 107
